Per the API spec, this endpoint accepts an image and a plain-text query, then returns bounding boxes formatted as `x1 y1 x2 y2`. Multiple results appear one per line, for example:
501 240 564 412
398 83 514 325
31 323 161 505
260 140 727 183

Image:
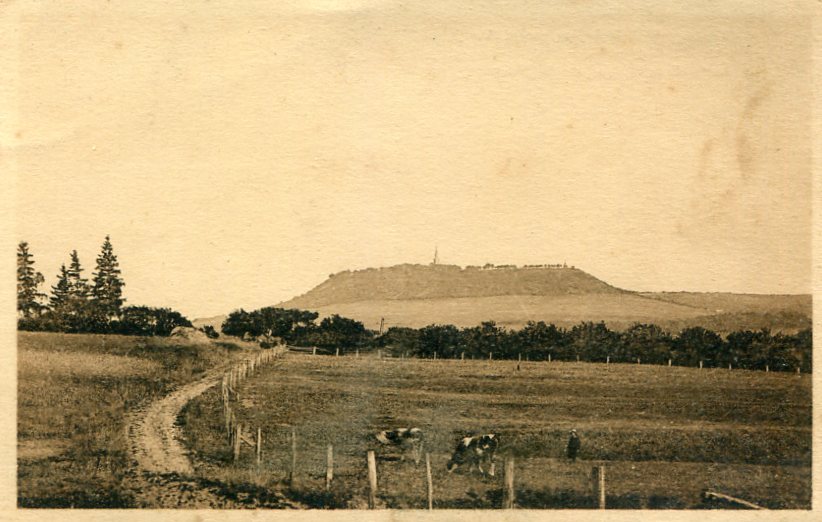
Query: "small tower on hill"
432 246 439 265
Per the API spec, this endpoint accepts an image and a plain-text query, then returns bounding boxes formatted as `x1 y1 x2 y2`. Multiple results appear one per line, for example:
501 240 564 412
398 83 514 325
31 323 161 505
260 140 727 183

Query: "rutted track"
124 347 295 508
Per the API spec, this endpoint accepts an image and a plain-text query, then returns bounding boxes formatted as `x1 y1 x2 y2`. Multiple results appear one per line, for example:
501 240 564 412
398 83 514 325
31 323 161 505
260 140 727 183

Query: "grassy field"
181 353 812 509
17 331 250 508
274 294 709 332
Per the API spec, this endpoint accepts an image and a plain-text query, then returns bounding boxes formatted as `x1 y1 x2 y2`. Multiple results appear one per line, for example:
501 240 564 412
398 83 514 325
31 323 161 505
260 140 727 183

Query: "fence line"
212 416 757 510
220 346 287 464
284 347 806 374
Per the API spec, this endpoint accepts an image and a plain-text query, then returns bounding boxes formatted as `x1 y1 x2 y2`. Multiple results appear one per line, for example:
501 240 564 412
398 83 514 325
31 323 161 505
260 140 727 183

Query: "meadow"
181 353 812 509
17 331 251 507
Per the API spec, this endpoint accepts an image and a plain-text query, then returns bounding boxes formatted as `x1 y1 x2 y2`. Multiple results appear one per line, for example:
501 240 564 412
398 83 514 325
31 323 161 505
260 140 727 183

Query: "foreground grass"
17 331 249 508
181 354 811 509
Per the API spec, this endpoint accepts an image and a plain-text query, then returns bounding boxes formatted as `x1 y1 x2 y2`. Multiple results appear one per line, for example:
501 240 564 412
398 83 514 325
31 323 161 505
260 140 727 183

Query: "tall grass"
17 331 248 508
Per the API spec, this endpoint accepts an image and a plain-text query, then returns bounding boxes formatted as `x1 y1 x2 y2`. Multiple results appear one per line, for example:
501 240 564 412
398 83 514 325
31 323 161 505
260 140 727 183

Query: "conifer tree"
67 250 90 299
50 264 71 310
17 241 46 318
92 235 125 319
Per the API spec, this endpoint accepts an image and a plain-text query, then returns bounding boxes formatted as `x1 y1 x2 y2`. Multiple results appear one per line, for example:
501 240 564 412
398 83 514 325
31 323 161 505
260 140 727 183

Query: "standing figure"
567 429 581 462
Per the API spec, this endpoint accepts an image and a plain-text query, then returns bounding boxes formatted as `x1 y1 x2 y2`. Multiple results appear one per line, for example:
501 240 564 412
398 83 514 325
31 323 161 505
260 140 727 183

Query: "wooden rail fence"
289 346 804 375
220 346 286 463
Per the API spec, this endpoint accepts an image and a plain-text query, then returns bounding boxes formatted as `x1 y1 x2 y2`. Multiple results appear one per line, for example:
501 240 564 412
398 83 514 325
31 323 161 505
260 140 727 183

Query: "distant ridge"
194 263 811 334
279 263 625 309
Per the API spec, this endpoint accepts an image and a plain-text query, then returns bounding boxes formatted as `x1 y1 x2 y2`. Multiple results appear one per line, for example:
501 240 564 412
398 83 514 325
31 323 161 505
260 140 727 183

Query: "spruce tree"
50 264 71 310
92 235 125 319
17 241 46 318
67 250 90 299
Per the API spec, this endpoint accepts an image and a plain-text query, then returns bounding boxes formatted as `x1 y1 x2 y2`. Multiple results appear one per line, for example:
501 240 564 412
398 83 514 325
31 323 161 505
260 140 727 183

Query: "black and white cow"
446 434 499 476
374 428 424 464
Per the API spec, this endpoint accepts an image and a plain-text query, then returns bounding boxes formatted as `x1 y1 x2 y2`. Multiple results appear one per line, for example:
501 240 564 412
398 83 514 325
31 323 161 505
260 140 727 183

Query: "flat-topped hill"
280 263 624 309
194 263 811 335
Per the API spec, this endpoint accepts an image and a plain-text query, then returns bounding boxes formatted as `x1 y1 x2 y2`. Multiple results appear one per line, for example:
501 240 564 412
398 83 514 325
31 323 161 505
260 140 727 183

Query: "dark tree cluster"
374 320 812 373
221 307 370 351
16 238 192 336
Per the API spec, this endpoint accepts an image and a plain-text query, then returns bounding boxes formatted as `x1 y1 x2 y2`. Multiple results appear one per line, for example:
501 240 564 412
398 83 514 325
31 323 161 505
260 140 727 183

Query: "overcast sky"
11 1 813 318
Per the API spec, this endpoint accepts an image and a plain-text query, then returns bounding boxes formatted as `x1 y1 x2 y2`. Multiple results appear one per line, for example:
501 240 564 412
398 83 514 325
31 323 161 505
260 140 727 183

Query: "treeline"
377 321 812 373
17 238 192 336
221 306 811 373
221 307 369 349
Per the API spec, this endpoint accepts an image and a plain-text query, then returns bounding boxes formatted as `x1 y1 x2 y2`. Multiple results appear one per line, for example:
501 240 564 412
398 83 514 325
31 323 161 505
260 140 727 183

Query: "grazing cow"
374 428 424 464
446 434 499 476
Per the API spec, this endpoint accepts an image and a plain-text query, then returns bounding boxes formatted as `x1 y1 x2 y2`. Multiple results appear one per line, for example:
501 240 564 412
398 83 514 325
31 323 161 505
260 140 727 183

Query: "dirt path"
128 373 219 475
124 347 298 508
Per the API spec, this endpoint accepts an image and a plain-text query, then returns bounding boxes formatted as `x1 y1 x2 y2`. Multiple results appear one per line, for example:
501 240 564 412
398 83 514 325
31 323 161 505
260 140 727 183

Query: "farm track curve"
123 348 302 508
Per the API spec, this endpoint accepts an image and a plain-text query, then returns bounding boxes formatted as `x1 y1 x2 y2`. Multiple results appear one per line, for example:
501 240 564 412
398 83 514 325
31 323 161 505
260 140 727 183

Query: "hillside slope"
287 294 708 331
281 264 624 309
638 292 811 316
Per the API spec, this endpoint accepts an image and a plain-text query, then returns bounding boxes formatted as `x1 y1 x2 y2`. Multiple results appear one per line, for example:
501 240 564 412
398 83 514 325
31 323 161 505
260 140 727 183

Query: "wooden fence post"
233 424 242 462
668 359 672 367
699 360 703 369
765 364 769 372
356 349 359 358
225 406 232 438
228 411 236 445
637 357 640 365
503 457 515 509
336 347 340 357
226 409 233 444
326 444 334 491
592 465 605 509
461 351 465 361
289 428 298 485
256 428 262 467
367 450 378 509
606 356 610 365
312 347 317 356
489 352 493 361
425 452 433 510
577 355 580 362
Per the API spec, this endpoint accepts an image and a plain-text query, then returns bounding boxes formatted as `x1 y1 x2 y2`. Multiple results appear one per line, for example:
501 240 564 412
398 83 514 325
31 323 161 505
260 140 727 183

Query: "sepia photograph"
3 0 817 514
